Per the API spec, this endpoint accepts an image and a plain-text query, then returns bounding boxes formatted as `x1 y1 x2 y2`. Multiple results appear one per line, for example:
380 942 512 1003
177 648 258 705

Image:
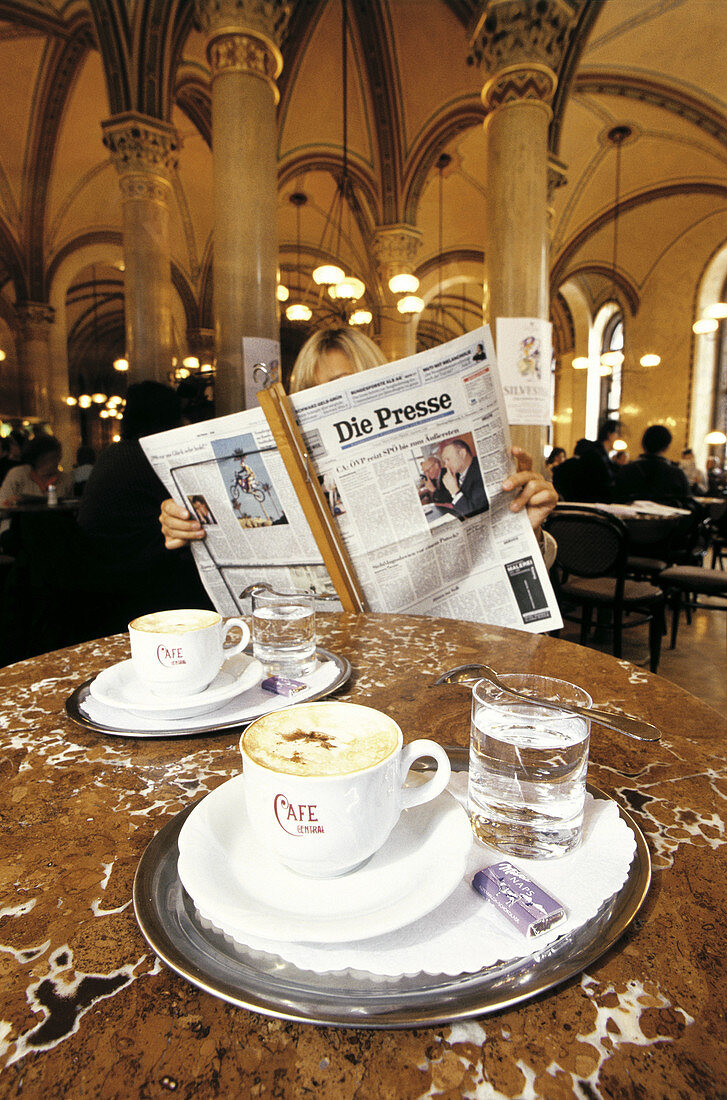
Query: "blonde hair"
289 327 387 393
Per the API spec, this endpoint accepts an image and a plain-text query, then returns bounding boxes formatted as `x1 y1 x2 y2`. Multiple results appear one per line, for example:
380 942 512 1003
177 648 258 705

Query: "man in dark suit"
441 439 489 518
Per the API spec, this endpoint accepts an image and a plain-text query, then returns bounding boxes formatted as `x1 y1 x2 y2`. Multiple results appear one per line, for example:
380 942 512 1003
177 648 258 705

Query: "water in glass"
252 599 316 676
468 675 591 859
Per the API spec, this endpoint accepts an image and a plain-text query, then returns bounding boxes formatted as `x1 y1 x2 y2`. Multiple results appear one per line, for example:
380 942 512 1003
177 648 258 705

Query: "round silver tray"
133 782 650 1028
65 647 351 739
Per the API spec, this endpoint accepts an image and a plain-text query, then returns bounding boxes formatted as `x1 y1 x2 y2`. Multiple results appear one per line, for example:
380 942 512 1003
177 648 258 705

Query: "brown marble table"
1 613 725 1097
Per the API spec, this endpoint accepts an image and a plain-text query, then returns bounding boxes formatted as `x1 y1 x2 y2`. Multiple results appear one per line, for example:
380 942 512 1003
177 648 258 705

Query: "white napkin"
194 774 637 977
79 659 343 733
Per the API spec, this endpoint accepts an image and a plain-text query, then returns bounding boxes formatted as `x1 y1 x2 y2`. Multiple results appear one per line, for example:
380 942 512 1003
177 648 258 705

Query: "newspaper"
141 325 563 633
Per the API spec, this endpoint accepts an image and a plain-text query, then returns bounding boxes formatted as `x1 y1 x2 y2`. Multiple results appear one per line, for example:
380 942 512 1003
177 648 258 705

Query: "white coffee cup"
128 608 250 697
239 700 451 877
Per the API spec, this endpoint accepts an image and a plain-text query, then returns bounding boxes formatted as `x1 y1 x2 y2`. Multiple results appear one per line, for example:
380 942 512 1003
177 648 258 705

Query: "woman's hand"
501 449 558 534
160 498 205 550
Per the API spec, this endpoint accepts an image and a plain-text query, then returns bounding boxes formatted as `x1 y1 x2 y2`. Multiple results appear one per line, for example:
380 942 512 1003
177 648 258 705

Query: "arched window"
601 309 623 418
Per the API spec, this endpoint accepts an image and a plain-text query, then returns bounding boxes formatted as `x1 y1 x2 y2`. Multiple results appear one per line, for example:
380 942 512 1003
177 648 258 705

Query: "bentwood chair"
657 565 727 648
544 507 665 673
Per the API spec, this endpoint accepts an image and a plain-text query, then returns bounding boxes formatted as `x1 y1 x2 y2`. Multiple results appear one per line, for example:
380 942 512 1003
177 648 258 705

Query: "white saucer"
90 653 263 719
177 774 473 944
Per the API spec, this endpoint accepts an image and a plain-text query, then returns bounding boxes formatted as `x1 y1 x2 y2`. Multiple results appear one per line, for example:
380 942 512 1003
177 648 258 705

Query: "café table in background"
0 613 725 1097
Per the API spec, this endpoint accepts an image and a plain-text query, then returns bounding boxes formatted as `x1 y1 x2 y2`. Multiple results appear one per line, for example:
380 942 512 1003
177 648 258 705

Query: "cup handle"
399 740 451 810
222 617 251 656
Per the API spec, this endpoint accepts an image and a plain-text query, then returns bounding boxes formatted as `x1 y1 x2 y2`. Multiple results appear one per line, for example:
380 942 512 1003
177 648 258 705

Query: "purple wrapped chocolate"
472 861 567 938
261 675 307 697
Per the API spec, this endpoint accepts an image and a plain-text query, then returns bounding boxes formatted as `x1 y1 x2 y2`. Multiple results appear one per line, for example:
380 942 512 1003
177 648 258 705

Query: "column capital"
102 112 180 184
373 224 423 283
469 0 578 72
16 301 55 335
196 0 287 99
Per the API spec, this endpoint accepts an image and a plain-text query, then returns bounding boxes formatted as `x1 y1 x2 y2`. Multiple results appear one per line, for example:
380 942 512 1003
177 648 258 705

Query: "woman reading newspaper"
159 328 558 565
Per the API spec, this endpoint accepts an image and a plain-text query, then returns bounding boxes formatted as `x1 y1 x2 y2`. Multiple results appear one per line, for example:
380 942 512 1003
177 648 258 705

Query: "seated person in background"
611 449 629 467
160 327 558 557
544 446 566 481
706 457 727 496
78 380 213 624
72 445 96 496
553 424 621 503
679 448 707 494
0 434 72 543
0 429 27 485
615 425 693 507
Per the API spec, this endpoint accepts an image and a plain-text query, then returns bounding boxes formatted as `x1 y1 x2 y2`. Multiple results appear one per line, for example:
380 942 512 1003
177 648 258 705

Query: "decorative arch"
403 102 484 225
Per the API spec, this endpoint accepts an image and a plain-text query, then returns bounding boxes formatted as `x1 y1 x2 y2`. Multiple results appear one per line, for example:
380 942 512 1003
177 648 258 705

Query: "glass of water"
251 587 317 677
468 674 592 860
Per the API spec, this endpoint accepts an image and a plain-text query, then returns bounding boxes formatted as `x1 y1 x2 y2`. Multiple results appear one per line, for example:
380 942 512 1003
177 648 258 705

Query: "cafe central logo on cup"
155 643 187 668
273 793 324 835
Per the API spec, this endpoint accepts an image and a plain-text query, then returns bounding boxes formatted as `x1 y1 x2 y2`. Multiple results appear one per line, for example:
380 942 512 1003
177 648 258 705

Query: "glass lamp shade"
78 395 92 409
200 362 214 373
312 264 345 287
65 396 77 406
397 295 425 315
600 351 624 369
572 356 589 370
92 392 107 404
349 309 372 326
612 439 628 451
639 353 661 367
286 302 313 322
183 356 200 370
388 272 419 295
276 284 290 302
705 430 727 445
113 357 129 372
334 276 365 301
705 303 727 320
0 349 6 361
693 318 719 334
99 409 109 418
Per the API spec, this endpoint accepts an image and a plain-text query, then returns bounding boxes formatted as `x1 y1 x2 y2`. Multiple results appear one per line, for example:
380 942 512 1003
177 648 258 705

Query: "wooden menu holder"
257 382 368 613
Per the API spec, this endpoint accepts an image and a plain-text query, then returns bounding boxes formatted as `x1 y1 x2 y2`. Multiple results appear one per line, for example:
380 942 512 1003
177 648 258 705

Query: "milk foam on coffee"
130 609 220 634
243 703 399 776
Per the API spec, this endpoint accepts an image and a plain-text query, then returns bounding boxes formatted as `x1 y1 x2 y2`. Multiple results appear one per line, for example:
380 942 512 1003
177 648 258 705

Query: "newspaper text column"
102 113 179 385
471 0 577 463
196 0 287 415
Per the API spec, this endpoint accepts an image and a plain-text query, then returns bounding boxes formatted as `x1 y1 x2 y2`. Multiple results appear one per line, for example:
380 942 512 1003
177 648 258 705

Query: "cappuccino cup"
129 609 250 697
239 701 451 877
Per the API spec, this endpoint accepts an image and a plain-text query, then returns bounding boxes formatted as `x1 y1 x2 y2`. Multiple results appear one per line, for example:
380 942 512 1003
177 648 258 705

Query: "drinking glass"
251 587 317 677
468 674 592 859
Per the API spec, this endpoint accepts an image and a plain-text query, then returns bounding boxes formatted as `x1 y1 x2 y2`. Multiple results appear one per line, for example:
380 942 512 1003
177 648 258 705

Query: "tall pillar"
102 113 179 383
470 0 576 462
16 302 54 425
374 224 423 361
196 0 288 414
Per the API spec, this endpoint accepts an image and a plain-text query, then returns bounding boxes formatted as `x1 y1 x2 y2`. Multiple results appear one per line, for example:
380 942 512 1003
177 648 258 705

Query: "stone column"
16 302 55 425
470 0 576 463
373 224 423 361
196 0 288 414
102 113 179 384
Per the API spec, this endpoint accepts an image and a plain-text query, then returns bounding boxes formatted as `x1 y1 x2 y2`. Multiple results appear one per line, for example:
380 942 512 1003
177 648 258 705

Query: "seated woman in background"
0 435 73 544
160 327 558 560
544 446 566 481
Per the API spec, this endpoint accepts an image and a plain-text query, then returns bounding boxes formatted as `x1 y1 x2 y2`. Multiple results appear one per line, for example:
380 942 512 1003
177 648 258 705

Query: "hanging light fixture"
388 272 419 295
113 357 128 372
285 192 312 323
309 0 366 306
599 127 631 377
435 153 451 334
397 295 425 315
349 308 372 326
693 317 719 334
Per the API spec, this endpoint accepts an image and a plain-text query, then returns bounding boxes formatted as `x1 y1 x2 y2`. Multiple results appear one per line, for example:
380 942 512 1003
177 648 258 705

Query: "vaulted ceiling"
0 0 724 400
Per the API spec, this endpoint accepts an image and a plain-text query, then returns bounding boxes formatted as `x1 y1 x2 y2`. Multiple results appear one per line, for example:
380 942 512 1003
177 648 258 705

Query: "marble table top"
1 612 725 1097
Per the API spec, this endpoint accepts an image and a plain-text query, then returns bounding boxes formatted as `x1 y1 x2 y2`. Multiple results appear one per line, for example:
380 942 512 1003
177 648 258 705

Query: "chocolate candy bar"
261 675 308 696
472 861 567 938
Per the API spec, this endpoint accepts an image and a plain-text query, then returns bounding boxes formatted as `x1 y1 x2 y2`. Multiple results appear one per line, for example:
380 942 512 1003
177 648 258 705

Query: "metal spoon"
434 663 660 743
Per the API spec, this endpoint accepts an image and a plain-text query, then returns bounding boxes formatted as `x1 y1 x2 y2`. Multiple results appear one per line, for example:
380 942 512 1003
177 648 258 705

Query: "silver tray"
133 782 650 1028
65 647 351 739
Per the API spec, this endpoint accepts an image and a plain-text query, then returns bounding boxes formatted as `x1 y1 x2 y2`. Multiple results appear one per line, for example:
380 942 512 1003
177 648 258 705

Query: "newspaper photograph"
141 324 562 632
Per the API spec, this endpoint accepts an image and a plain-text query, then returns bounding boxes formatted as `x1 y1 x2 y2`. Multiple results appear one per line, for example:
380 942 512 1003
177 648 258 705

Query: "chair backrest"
544 507 628 578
